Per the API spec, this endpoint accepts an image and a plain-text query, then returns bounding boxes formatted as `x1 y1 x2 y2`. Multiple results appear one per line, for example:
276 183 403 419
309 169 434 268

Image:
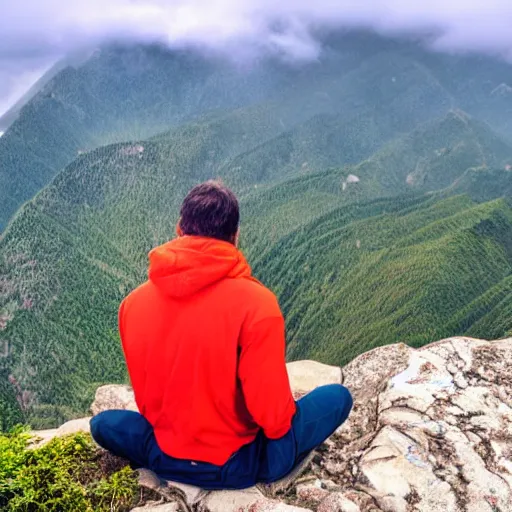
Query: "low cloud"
2 0 512 114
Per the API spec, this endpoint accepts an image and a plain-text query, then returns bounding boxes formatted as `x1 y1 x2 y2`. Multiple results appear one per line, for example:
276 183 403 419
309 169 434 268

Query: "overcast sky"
2 0 512 116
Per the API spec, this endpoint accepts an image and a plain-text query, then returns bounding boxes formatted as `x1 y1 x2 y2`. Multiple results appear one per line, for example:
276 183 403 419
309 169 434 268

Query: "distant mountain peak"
491 83 512 97
447 108 472 125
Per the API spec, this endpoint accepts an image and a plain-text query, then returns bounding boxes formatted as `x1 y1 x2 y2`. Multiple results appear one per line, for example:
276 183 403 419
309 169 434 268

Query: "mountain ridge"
3 33 512 231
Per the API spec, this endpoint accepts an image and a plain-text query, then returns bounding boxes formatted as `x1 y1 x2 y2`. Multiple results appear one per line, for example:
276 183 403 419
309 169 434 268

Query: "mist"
2 0 512 115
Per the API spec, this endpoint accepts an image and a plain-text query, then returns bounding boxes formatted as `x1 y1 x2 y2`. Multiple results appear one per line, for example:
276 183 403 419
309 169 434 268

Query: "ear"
176 220 184 237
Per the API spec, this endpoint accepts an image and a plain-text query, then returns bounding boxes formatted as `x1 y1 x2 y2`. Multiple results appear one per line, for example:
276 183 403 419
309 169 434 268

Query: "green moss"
0 428 140 511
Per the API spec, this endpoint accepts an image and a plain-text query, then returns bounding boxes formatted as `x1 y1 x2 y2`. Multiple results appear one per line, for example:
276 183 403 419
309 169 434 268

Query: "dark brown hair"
179 180 240 242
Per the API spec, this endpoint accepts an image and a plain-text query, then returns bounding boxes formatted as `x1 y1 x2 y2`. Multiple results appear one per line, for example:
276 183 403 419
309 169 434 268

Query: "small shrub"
88 466 139 512
0 427 140 511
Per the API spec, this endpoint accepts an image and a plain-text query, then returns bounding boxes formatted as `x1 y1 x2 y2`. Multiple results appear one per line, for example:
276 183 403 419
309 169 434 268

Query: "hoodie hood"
148 236 252 298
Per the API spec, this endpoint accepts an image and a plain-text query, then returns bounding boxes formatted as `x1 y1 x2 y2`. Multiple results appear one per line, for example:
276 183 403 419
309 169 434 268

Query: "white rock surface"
296 479 330 504
198 487 266 512
317 492 367 512
30 416 92 447
91 384 138 415
246 502 312 511
131 503 179 512
323 337 512 512
286 360 342 397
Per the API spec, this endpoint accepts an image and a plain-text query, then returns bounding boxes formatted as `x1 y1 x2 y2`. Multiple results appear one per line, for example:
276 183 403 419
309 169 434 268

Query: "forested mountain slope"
1 102 512 429
0 45 296 231
3 32 512 231
254 193 512 364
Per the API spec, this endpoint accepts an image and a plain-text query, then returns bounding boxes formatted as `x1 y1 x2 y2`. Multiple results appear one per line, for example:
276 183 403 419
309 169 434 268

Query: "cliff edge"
30 336 512 511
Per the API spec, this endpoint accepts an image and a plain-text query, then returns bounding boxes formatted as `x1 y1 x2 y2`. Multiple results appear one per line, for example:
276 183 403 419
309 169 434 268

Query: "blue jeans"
90 384 352 490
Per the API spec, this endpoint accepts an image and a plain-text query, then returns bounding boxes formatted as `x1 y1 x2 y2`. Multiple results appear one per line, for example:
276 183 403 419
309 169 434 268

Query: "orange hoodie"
119 236 296 465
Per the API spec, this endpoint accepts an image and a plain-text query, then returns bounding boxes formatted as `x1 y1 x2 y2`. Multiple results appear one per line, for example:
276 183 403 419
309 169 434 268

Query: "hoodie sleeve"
238 307 296 439
118 298 146 415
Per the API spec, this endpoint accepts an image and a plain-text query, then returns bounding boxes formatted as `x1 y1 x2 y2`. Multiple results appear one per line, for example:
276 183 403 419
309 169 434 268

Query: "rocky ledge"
33 336 512 511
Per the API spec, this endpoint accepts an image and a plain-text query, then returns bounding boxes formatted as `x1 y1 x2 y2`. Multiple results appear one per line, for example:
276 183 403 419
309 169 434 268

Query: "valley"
1 33 512 430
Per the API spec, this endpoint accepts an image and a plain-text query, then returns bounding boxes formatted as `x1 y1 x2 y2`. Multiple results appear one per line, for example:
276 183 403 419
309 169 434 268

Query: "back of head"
148 180 245 297
179 180 240 243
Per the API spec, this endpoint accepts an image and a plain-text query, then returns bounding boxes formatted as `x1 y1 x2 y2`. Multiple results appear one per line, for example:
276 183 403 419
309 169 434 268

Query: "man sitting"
90 180 352 489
